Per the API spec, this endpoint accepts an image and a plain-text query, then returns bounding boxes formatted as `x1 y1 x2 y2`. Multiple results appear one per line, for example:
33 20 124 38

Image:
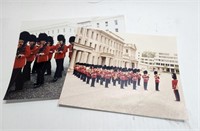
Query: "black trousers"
91 78 96 87
46 59 52 75
105 79 110 88
86 76 91 84
144 82 148 90
120 80 124 89
54 59 64 78
133 80 137 89
138 78 141 86
32 59 38 74
113 79 116 86
155 82 159 91
118 78 121 84
100 77 104 85
23 61 32 81
96 76 100 83
8 68 24 91
125 80 127 87
128 78 131 85
174 90 180 101
36 62 47 84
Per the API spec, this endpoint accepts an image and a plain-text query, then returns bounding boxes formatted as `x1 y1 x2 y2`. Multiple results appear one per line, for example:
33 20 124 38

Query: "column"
98 57 102 65
93 56 98 65
87 53 93 64
82 52 89 63
105 57 110 66
69 49 77 70
75 51 82 63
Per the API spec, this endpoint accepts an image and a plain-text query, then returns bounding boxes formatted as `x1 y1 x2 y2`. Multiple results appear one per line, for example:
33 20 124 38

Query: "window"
105 21 108 27
86 29 89 37
80 27 83 34
96 34 98 40
78 38 81 44
63 28 65 33
84 40 87 45
94 44 97 50
126 49 128 53
114 20 118 25
48 31 49 34
91 31 94 39
90 42 92 47
52 30 54 34
69 28 71 32
57 29 59 33
115 28 119 32
97 23 99 28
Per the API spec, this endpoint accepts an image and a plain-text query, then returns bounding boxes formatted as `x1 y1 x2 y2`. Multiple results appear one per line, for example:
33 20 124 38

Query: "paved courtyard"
59 71 187 121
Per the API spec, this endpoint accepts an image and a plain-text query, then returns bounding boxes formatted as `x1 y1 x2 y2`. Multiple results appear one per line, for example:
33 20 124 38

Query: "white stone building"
68 27 138 70
138 52 179 73
25 15 125 43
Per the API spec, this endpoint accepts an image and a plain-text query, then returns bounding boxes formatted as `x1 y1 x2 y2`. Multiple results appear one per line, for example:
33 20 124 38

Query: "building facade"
68 27 138 70
25 15 125 44
138 52 179 73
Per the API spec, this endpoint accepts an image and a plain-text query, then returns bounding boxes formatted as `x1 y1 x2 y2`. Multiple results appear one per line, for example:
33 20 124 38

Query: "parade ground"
59 71 187 120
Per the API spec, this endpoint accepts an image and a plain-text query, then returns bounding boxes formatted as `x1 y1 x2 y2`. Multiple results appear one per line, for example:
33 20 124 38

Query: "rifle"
38 42 48 55
57 41 65 53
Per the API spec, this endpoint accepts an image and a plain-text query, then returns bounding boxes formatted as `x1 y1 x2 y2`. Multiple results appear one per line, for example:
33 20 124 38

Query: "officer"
154 71 160 91
34 33 49 88
45 36 55 75
23 34 38 82
91 67 97 87
52 34 68 82
132 69 138 90
142 70 150 90
7 31 30 92
172 73 180 101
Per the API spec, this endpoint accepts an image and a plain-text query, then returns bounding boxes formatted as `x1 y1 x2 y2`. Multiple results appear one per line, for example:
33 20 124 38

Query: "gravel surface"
4 69 67 101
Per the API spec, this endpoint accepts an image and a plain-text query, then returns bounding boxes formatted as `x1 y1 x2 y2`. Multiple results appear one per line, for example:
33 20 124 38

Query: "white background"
0 0 199 130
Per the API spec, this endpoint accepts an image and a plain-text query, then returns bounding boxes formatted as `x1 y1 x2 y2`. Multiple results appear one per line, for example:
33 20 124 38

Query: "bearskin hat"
143 70 148 74
38 33 48 41
19 31 30 43
29 34 37 42
47 36 54 46
57 34 65 43
69 36 75 43
172 73 177 80
154 71 158 75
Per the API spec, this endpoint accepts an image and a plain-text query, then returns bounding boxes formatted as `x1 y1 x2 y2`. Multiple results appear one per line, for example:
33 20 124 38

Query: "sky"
117 33 177 54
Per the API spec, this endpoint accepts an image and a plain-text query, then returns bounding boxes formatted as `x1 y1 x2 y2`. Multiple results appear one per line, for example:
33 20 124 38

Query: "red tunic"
54 44 68 59
91 72 97 78
142 75 149 83
172 80 178 90
26 46 39 62
68 44 73 60
36 45 50 63
154 75 160 83
14 45 30 69
120 74 126 80
48 45 56 60
132 73 138 81
105 72 112 79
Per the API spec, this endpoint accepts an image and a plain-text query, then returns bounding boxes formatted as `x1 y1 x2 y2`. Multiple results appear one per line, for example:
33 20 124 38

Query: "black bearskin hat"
69 36 75 43
29 34 37 42
38 33 48 41
57 34 65 43
19 31 30 43
137 69 140 72
47 36 54 46
172 73 177 80
133 69 137 73
154 71 158 75
143 70 148 74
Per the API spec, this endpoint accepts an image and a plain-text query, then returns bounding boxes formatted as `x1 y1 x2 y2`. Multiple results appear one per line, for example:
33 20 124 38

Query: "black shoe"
52 78 58 82
33 84 41 88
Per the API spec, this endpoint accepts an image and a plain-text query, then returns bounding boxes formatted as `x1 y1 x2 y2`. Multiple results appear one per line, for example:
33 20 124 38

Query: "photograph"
59 27 187 120
3 15 125 101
